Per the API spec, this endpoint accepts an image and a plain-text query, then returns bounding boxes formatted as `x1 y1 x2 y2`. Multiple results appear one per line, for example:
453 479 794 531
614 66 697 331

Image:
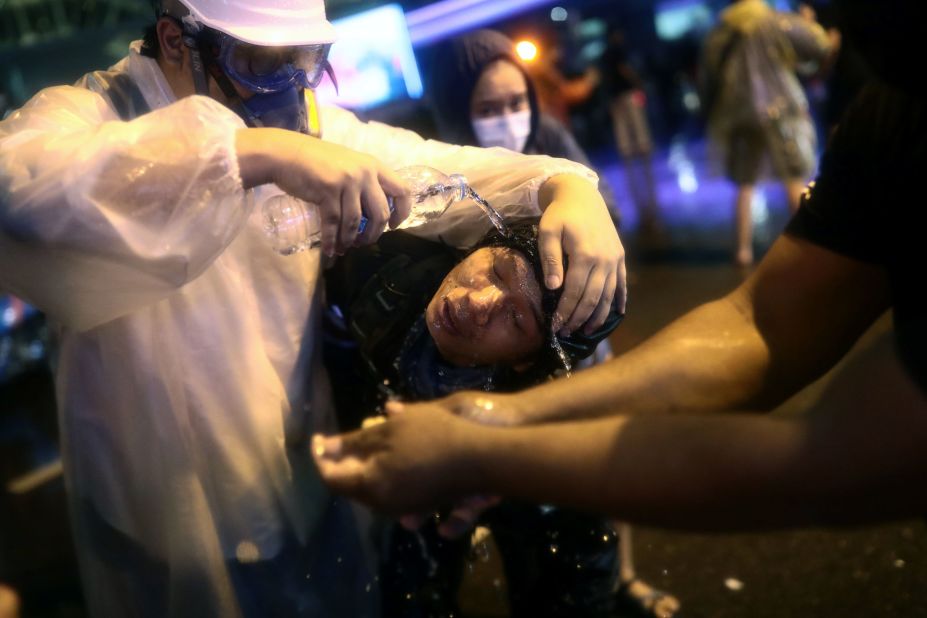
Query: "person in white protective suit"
0 0 625 614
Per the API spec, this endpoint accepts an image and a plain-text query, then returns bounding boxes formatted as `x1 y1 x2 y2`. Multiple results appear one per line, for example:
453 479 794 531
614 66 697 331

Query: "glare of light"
751 189 769 225
550 6 567 21
683 91 700 111
668 140 699 194
515 40 538 62
677 167 698 194
2 307 15 327
406 0 554 47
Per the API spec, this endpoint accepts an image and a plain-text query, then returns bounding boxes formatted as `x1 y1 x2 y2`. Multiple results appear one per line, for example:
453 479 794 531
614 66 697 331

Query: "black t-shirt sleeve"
785 85 886 264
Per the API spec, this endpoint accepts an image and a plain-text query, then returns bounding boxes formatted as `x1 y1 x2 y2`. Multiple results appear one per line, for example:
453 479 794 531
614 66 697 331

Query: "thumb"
314 451 368 497
385 401 406 416
378 167 412 229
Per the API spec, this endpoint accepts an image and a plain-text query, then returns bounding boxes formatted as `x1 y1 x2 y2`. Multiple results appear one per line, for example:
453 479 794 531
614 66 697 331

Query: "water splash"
466 187 511 238
549 323 573 377
413 531 439 577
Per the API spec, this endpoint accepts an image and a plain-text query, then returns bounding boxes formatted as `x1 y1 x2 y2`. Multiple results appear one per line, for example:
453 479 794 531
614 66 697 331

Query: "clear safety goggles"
212 33 332 93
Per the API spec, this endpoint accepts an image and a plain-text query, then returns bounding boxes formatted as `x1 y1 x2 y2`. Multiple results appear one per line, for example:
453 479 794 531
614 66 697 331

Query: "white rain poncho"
0 42 597 617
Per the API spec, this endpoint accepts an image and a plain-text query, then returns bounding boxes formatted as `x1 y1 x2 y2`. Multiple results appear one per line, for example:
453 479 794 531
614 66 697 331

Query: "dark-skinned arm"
441 233 892 426
314 318 927 529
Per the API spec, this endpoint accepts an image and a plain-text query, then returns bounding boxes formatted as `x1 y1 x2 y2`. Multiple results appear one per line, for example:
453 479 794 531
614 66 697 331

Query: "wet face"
469 59 530 120
425 247 545 368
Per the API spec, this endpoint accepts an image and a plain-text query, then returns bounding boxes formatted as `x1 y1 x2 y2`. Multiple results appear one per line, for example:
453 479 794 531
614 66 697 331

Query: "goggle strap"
322 59 339 95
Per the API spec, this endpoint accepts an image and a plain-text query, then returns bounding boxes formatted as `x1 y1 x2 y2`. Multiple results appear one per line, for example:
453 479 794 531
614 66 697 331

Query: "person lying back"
323 218 624 617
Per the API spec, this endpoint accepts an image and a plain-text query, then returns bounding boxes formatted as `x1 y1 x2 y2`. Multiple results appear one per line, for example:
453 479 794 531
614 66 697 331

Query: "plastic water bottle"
262 165 469 256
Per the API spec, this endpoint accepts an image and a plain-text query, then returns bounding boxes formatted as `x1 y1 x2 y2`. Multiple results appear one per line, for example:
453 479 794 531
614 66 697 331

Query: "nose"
467 285 504 326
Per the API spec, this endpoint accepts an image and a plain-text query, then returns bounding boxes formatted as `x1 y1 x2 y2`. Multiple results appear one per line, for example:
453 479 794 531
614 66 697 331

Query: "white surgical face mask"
471 109 532 153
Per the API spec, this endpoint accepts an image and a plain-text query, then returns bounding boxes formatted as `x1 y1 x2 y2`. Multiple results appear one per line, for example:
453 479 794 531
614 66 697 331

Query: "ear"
156 17 186 66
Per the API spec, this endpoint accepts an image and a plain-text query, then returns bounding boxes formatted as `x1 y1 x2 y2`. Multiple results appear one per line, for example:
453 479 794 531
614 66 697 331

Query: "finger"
312 433 343 460
584 270 617 335
356 172 390 245
314 454 368 497
399 513 427 531
361 415 387 429
437 509 480 540
616 252 628 314
564 262 608 333
385 401 406 416
318 197 342 258
338 183 362 255
554 254 593 335
377 167 412 229
537 225 565 291
437 495 500 539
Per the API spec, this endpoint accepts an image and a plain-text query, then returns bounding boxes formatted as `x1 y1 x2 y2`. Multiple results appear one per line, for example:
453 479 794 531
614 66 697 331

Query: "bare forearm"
235 127 283 189
473 408 927 530
517 294 773 422
512 236 891 424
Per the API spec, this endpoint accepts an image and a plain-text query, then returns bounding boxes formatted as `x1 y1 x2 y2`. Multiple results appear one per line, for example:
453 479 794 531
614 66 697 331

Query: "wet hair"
469 217 623 387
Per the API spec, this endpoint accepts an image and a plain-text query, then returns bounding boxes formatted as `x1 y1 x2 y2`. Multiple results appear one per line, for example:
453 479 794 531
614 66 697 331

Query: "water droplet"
336 556 343 564
472 542 491 563
724 577 744 591
549 323 572 376
235 540 261 564
493 578 502 589
365 583 372 593
467 188 511 237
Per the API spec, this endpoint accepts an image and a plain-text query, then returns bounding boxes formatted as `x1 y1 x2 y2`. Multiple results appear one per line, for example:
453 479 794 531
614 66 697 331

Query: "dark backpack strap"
78 70 151 121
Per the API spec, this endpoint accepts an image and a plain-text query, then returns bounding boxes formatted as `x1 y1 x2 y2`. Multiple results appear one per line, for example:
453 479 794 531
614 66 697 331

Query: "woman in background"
428 29 620 229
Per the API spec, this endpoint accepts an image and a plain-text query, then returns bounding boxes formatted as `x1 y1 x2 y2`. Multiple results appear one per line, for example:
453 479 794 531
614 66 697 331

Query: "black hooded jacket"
428 29 620 221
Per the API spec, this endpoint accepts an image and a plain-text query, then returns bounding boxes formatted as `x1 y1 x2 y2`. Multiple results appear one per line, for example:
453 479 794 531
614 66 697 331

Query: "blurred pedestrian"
524 37 599 128
701 0 832 265
601 29 662 241
429 28 620 226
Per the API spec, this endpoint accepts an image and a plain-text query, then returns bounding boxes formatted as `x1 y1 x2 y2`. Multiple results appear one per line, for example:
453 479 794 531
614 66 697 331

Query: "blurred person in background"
429 29 620 228
523 34 600 129
701 0 832 266
601 29 662 243
313 0 927 543
0 0 625 614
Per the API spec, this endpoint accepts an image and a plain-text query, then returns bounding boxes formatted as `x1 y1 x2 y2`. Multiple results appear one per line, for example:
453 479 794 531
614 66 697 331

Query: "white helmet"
165 0 336 47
